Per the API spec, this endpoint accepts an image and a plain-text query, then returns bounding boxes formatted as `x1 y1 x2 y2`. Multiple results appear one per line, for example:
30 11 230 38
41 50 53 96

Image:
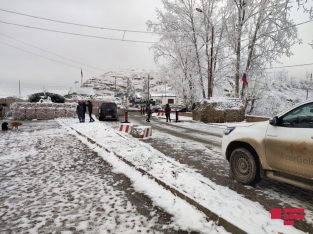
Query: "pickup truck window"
281 103 313 128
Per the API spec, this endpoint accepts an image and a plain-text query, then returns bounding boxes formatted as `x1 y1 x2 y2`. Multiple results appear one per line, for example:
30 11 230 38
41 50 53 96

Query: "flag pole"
81 68 83 88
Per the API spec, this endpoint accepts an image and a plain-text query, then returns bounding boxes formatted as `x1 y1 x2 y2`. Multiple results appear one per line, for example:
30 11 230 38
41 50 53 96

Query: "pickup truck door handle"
266 134 278 137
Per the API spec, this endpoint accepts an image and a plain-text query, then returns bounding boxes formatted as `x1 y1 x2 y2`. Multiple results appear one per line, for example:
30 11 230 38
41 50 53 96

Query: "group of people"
145 103 171 123
76 100 95 123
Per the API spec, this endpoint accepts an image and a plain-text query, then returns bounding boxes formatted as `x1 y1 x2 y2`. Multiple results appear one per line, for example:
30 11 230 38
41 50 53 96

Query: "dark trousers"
146 113 151 122
78 111 84 122
89 112 94 122
166 113 171 122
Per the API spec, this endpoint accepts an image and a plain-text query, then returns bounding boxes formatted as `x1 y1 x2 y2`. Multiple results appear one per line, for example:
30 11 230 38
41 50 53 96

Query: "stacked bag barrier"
10 102 78 120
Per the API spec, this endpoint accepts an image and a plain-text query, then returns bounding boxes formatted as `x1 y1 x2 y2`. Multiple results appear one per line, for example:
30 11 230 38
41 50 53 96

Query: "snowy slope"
251 79 313 117
83 69 168 97
83 69 313 117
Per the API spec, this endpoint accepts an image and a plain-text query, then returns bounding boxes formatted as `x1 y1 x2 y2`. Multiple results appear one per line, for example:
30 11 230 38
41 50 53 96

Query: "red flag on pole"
242 73 248 87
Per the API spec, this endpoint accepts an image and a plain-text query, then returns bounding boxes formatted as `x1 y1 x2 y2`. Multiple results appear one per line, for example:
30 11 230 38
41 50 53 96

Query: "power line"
3 39 309 74
265 63 313 69
0 21 157 43
1 18 312 45
1 8 312 37
0 32 107 72
0 8 153 34
0 41 103 75
0 80 75 85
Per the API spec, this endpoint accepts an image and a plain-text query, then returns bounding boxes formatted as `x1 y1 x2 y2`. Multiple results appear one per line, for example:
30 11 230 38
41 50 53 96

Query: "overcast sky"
0 0 312 97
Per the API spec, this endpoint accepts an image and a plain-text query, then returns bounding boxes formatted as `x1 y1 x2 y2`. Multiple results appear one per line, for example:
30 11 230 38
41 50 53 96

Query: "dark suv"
99 102 119 121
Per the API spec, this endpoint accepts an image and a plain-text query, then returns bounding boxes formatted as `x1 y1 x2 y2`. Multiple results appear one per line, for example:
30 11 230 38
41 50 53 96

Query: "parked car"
222 100 313 191
151 105 162 113
99 102 119 121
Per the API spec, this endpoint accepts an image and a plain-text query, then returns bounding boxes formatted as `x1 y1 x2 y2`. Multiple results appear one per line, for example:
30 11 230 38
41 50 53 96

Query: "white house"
151 93 182 105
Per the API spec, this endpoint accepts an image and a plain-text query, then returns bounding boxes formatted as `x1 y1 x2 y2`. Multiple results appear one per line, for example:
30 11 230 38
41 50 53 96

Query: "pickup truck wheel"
230 148 261 185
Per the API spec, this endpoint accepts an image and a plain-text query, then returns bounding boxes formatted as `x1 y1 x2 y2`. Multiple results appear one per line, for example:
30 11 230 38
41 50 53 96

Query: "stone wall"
192 98 245 123
245 115 271 122
0 98 28 119
177 112 193 117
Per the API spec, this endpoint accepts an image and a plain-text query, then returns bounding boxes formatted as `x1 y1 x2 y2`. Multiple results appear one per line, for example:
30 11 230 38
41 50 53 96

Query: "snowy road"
122 113 313 233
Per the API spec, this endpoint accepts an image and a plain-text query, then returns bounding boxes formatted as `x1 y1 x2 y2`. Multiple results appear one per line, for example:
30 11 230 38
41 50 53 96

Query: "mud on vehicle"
222 100 313 191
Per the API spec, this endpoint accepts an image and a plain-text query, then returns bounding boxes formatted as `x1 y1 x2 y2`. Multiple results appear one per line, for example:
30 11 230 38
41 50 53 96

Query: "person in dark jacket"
146 104 152 122
87 100 95 122
165 103 171 122
76 101 84 123
82 101 87 122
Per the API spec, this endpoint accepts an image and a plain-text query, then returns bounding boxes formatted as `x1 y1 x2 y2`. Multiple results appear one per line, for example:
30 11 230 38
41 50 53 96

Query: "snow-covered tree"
148 0 310 114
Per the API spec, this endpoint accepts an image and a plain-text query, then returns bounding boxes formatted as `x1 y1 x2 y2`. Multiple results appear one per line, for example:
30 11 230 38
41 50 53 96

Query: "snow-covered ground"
57 117 306 234
0 120 228 234
0 117 309 233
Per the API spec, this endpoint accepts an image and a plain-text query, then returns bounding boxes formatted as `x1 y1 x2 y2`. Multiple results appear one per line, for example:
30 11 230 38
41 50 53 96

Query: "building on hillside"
151 93 182 105
68 87 95 99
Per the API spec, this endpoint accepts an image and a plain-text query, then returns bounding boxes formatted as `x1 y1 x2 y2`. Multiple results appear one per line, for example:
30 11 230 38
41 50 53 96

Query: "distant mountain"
83 69 313 117
83 69 169 97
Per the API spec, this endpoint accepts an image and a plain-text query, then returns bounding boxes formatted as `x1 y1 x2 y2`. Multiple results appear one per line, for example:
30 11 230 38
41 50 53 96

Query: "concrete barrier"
156 112 165 116
130 126 152 138
118 123 134 133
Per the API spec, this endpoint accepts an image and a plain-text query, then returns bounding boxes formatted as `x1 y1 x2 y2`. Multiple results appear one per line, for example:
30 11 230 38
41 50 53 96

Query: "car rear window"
101 103 117 109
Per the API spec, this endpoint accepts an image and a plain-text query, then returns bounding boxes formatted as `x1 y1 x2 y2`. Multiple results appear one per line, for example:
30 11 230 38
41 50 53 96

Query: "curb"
69 125 246 234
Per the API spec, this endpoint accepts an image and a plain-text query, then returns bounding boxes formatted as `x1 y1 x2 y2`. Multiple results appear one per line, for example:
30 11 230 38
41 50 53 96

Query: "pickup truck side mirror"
269 116 278 126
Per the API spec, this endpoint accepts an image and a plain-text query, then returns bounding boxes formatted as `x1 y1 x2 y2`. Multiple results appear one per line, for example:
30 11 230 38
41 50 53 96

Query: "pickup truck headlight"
223 127 236 135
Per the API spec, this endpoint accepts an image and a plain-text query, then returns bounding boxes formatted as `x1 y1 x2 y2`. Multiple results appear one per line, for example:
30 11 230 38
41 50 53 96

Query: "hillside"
82 69 313 117
251 78 313 117
83 69 169 98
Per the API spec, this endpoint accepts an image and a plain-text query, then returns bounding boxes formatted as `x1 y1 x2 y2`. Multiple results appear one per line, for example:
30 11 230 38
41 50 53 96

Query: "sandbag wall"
10 102 77 120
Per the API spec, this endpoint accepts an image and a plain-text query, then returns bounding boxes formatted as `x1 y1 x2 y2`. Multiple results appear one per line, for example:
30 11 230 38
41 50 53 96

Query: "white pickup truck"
222 100 313 191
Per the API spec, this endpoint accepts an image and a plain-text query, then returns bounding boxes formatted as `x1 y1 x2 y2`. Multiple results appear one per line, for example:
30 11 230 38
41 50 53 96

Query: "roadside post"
175 110 180 122
121 110 130 123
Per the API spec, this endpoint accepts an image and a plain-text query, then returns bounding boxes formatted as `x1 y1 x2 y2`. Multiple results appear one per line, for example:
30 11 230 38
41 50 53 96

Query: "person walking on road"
146 104 152 122
87 100 95 122
76 101 84 123
165 103 171 122
82 101 87 122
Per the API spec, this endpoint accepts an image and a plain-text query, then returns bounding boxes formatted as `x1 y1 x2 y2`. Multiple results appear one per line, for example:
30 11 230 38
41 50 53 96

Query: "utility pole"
114 76 116 97
81 68 83 88
19 80 20 97
307 88 308 100
148 74 150 104
209 26 214 98
307 73 312 100
165 81 166 97
196 7 214 98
